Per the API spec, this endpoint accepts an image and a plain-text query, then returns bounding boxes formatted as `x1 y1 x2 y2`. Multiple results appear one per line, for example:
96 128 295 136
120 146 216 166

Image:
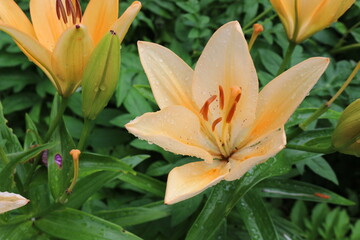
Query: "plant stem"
330 43 360 55
77 118 93 151
243 7 273 30
277 41 296 75
0 147 9 165
286 144 335 154
44 97 69 142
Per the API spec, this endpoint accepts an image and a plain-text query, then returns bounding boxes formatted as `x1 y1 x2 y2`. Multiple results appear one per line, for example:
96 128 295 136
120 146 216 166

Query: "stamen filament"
56 0 68 24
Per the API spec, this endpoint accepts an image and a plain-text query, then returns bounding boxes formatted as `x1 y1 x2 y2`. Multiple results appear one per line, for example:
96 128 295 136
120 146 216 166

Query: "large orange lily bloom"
270 0 355 43
126 21 329 204
0 0 141 97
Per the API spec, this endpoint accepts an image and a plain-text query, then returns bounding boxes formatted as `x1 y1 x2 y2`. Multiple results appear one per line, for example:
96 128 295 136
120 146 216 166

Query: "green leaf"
47 95 76 201
118 172 166 197
123 88 153 116
304 157 339 185
0 142 55 191
238 190 279 240
78 152 135 177
186 156 291 240
66 171 122 209
256 179 353 205
24 114 42 150
258 48 282 76
2 93 41 115
34 208 142 240
0 101 22 153
0 221 38 240
96 202 171 227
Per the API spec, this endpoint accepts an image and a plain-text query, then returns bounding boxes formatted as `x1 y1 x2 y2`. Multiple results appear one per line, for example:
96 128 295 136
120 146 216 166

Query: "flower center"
199 85 242 158
56 0 82 24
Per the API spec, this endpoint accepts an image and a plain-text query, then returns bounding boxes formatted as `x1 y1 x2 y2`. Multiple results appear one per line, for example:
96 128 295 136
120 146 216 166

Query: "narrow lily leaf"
66 171 122 209
256 179 353 205
0 101 21 153
34 208 142 240
238 190 279 240
186 156 291 240
286 108 341 128
0 142 56 191
0 221 38 240
95 202 171 227
24 114 42 150
79 152 135 177
118 172 166 197
47 95 76 201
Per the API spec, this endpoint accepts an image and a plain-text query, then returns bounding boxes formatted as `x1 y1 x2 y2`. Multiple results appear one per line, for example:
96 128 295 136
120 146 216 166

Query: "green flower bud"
332 99 360 157
82 30 121 120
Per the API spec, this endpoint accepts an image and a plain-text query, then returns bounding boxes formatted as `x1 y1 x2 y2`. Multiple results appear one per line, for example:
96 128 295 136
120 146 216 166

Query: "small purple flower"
42 150 49 166
55 154 63 168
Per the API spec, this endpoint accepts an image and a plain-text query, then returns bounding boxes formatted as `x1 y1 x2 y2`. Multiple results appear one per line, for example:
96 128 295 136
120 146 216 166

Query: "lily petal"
296 0 355 42
82 0 119 45
270 0 296 39
111 1 142 44
165 161 230 204
192 21 258 143
138 41 195 110
125 105 218 163
250 57 329 141
30 0 70 51
0 25 55 86
0 0 35 37
51 25 94 97
0 192 29 214
225 128 286 181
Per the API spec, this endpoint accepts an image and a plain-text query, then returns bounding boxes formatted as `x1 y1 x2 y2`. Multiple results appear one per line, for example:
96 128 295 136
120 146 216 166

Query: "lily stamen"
219 86 224 110
212 117 222 131
200 95 217 121
56 0 82 24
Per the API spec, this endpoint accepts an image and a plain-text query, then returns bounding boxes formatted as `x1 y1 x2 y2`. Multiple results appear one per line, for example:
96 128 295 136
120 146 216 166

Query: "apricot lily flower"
126 21 329 204
270 0 355 43
0 192 29 214
0 0 141 97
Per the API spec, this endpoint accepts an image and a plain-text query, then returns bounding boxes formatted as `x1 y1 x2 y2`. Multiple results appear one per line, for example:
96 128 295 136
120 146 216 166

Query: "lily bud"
82 30 120 120
270 0 355 43
332 99 360 156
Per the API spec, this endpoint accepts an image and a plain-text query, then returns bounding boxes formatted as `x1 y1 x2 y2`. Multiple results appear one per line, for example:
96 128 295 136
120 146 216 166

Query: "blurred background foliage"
0 0 359 239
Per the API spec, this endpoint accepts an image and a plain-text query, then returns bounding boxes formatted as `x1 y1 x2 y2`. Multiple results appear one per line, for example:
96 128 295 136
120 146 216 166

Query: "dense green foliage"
0 0 359 239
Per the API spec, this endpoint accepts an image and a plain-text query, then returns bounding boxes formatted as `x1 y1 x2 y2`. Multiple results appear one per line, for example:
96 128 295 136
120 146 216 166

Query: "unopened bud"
82 31 121 120
332 99 360 156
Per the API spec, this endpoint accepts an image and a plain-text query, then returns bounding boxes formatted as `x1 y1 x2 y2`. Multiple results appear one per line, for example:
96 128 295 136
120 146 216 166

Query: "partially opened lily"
126 21 329 204
270 0 355 43
0 0 141 97
0 192 29 214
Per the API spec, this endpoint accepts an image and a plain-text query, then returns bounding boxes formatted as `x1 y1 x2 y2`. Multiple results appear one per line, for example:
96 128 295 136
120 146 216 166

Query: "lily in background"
270 0 355 43
0 192 29 214
126 21 329 204
0 0 141 97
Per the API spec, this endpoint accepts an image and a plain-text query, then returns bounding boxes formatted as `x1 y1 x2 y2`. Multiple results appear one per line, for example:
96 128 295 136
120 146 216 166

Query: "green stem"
77 118 93 151
330 43 360 55
243 7 273 30
277 41 297 75
44 97 69 142
286 144 335 154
